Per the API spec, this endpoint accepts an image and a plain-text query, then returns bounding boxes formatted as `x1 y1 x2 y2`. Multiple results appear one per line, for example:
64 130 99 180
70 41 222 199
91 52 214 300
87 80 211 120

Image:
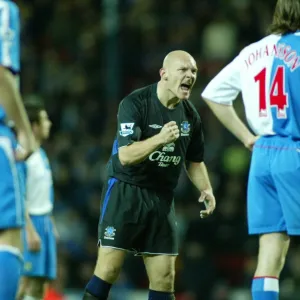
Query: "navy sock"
84 275 112 300
148 290 175 300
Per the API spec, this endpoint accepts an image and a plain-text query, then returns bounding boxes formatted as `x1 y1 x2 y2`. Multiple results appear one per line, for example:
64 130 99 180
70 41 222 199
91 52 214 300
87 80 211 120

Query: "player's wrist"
200 187 213 194
152 133 166 147
242 132 255 145
243 134 259 150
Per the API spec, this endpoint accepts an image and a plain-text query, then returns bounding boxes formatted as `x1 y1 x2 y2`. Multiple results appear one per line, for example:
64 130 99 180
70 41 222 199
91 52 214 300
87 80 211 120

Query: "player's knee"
96 263 122 283
27 278 47 298
271 248 287 271
260 249 287 275
150 268 175 292
95 247 126 283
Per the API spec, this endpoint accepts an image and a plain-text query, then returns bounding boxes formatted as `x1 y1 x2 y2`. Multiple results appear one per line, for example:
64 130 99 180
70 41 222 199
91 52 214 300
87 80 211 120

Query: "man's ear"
31 122 39 135
159 68 168 81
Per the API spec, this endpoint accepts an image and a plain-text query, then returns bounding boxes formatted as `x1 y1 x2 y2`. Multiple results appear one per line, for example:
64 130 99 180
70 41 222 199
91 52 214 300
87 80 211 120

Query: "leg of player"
143 254 176 300
21 277 47 300
83 246 127 299
252 233 290 300
16 277 30 300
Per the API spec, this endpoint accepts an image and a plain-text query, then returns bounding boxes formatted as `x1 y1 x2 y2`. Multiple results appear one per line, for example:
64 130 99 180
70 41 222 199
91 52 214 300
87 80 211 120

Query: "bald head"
159 50 198 101
162 50 196 69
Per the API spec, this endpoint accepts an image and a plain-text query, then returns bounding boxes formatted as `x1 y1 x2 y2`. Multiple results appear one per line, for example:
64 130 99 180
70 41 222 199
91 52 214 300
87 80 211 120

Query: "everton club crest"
181 121 190 136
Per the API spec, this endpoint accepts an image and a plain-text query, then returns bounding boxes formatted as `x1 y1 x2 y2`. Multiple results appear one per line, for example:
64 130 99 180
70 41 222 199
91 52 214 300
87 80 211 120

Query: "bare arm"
119 135 164 166
25 210 37 235
0 66 35 152
186 161 212 192
201 54 258 149
119 121 179 166
25 210 41 252
186 161 216 218
203 100 257 149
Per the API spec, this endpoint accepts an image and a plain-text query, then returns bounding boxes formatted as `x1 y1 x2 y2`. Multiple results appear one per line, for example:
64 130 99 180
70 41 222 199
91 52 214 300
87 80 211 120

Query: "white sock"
23 295 42 300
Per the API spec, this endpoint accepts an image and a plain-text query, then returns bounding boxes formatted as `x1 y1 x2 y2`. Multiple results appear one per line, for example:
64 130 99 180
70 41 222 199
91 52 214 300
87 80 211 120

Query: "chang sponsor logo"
149 151 181 167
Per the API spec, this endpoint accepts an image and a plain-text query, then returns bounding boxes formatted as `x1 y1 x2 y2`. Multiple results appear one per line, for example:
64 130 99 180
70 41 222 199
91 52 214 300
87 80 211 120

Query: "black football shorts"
98 178 178 255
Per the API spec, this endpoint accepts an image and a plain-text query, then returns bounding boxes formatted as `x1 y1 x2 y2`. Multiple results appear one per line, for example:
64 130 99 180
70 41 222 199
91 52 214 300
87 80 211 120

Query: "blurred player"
201 1 300 299
17 100 57 300
0 0 36 299
83 51 216 300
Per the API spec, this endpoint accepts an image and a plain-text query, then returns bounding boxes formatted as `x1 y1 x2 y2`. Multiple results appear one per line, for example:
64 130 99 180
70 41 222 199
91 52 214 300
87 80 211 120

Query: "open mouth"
180 83 191 91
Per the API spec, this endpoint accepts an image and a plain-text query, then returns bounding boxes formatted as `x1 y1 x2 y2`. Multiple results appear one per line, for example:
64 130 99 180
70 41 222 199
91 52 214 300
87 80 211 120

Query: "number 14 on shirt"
254 65 289 119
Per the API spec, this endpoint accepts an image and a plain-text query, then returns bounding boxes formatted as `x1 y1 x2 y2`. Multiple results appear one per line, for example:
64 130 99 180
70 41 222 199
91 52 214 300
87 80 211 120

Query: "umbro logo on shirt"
149 124 162 129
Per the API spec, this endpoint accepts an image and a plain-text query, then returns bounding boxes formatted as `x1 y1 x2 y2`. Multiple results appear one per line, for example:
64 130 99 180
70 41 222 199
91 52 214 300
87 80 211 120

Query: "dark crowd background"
16 0 300 299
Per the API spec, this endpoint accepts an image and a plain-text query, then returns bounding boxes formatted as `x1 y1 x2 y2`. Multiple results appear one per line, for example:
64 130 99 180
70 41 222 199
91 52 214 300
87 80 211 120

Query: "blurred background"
16 0 300 299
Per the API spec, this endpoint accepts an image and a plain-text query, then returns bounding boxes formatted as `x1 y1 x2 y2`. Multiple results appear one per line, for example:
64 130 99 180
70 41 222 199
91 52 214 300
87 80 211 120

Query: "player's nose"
185 69 195 79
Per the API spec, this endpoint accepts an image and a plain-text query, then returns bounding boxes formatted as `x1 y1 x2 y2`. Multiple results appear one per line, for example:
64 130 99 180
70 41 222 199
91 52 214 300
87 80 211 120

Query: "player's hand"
244 135 260 151
199 189 216 218
26 229 41 252
16 131 36 161
158 121 180 144
14 145 32 161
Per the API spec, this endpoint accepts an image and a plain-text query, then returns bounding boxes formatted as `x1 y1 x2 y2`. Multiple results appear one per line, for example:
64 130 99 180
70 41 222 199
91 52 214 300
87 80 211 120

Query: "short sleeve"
0 1 20 72
201 55 241 105
117 97 142 148
186 113 204 163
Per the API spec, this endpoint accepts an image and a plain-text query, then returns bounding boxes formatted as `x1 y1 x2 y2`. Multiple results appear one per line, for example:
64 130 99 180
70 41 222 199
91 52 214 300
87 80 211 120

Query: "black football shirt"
107 83 204 191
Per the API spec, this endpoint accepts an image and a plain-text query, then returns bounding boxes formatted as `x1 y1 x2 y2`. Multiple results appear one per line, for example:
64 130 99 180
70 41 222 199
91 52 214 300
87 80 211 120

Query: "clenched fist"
158 121 180 145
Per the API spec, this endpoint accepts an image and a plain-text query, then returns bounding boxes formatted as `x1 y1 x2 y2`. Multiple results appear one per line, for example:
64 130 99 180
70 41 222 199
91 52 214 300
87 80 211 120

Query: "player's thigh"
247 145 285 234
143 254 177 292
30 276 47 289
256 233 290 276
16 276 29 300
272 148 300 235
98 179 145 251
94 246 127 283
17 276 29 292
23 276 47 293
